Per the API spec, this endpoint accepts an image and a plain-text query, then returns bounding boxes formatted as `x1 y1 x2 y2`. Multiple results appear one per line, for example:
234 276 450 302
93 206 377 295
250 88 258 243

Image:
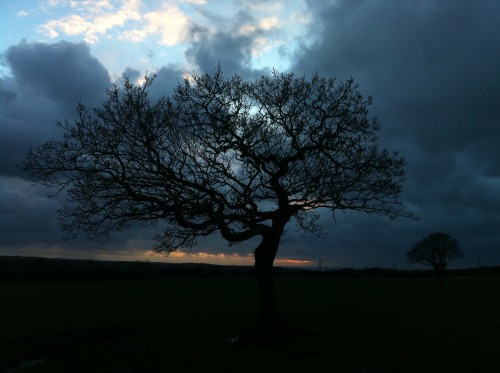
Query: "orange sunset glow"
5 245 313 267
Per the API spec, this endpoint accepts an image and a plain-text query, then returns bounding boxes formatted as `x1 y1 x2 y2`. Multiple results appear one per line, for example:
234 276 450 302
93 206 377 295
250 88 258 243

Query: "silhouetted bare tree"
21 67 413 341
407 232 463 282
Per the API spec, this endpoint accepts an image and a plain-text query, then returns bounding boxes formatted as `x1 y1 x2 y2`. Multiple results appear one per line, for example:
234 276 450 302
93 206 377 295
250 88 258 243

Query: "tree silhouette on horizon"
407 232 463 283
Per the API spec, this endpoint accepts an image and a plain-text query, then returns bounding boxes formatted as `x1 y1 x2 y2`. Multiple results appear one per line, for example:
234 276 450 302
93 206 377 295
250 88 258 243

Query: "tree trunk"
254 230 280 321
433 264 445 283
239 226 291 344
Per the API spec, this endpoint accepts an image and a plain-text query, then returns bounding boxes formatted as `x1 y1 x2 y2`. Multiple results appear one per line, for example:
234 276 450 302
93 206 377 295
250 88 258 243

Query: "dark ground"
1 256 499 372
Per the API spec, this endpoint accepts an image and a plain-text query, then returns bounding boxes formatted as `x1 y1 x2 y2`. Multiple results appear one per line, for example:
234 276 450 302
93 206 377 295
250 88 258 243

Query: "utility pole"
318 257 322 272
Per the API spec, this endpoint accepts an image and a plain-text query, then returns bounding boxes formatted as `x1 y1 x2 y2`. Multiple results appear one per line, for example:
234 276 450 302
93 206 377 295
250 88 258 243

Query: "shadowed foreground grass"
1 275 499 372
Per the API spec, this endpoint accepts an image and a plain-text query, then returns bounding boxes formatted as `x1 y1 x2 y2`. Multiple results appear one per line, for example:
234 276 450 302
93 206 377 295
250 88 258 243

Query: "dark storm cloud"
0 176 61 246
149 65 186 98
186 24 252 75
295 0 500 148
5 41 111 108
287 0 500 267
121 66 141 82
0 41 112 177
0 41 113 252
185 10 269 79
117 66 185 100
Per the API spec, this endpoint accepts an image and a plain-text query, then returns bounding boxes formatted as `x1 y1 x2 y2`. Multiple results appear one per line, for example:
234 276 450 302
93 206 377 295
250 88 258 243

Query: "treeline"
0 256 254 281
1 255 499 281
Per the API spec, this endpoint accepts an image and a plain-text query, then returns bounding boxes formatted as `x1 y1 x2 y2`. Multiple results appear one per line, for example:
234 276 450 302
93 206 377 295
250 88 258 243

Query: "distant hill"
1 255 498 281
0 255 256 281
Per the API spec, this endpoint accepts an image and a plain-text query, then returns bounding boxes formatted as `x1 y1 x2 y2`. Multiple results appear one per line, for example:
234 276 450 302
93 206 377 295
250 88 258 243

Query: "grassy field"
1 275 500 372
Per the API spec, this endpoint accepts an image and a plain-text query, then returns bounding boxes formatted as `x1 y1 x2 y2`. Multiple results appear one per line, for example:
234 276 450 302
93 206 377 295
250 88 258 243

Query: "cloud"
149 65 186 96
0 41 115 254
0 176 61 247
38 0 141 43
40 14 93 39
289 0 500 267
239 17 279 35
184 10 275 77
4 41 111 107
294 0 500 147
120 5 189 46
0 40 110 178
182 2 312 75
38 0 191 47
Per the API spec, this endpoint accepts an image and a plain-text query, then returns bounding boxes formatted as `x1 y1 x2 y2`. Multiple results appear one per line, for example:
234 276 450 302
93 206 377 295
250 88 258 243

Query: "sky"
0 0 499 269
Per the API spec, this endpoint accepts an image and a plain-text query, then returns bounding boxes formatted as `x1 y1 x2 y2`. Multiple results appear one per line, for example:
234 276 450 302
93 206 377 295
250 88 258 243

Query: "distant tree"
407 232 463 282
21 67 413 342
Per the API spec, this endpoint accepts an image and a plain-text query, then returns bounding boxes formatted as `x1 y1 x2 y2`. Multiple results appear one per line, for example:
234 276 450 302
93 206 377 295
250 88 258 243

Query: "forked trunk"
231 216 299 345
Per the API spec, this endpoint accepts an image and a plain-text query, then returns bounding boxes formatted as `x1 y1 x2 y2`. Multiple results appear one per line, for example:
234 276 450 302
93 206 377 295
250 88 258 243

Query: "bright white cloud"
38 0 142 43
38 0 189 46
92 3 141 31
121 5 189 46
243 0 284 12
239 16 279 35
259 16 280 30
181 0 206 4
238 17 281 58
40 14 94 39
76 0 114 12
251 36 273 56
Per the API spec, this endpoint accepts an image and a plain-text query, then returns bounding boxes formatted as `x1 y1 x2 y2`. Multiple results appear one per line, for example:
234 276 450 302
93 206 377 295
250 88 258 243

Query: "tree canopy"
22 67 411 252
